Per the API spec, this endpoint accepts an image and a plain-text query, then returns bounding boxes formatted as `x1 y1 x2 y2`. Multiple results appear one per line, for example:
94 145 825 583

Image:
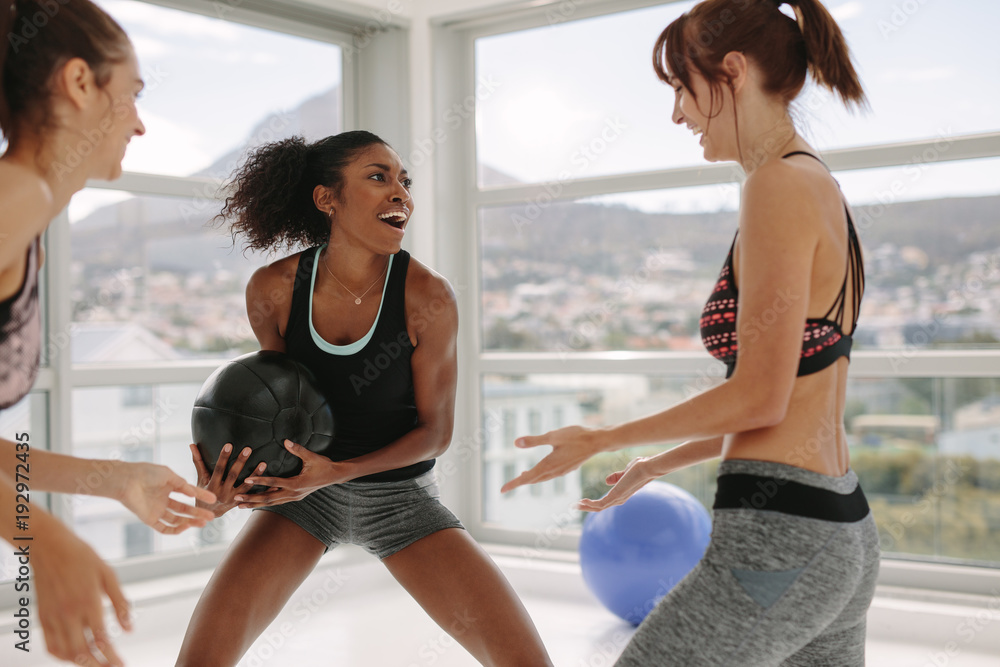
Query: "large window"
455 0 1000 566
1 0 357 594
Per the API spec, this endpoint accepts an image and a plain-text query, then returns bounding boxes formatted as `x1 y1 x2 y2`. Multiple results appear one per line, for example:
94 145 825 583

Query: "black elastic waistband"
713 473 870 523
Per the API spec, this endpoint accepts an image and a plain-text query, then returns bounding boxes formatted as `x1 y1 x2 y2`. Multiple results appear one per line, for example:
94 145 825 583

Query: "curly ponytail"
653 0 868 113
219 131 389 255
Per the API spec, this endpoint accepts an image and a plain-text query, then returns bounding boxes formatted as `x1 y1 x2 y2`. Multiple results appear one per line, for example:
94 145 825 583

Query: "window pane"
849 377 1000 565
0 392 49 584
482 374 1000 566
68 190 266 364
836 158 1000 351
482 374 719 532
798 0 1000 151
480 185 739 353
70 384 250 562
475 0 1000 187
475 2 696 187
97 0 343 178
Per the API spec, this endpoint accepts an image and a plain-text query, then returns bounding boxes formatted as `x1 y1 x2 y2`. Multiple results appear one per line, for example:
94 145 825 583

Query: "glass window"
836 158 1000 351
67 190 267 364
482 372 1000 566
849 377 1000 564
797 0 1000 151
483 374 716 532
475 0 999 187
97 0 343 178
70 383 251 562
475 2 695 187
480 185 739 353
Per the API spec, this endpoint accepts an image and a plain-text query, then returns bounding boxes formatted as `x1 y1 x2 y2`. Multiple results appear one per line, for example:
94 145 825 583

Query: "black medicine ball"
191 350 334 493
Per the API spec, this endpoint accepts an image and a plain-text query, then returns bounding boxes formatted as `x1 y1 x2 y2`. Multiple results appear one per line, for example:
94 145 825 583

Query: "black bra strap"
782 152 865 334
781 150 825 165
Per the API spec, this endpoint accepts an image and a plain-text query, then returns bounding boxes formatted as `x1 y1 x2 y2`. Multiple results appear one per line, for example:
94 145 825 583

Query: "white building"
481 382 584 531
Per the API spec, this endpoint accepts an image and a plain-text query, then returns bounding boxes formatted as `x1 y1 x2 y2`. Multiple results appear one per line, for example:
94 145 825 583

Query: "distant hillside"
72 86 343 274
481 194 1000 280
70 86 999 282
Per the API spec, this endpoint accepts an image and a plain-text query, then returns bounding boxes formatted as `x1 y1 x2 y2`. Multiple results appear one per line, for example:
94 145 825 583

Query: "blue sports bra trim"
307 244 394 356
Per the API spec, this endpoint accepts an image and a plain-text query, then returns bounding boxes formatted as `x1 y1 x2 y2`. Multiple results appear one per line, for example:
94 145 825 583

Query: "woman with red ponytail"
1 2 215 664
505 1 879 664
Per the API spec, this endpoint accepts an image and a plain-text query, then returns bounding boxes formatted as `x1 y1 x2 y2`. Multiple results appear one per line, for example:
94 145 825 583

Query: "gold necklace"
322 252 388 305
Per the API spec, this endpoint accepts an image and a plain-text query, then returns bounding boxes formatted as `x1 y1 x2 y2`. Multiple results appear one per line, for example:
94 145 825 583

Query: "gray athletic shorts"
616 459 881 667
256 469 464 559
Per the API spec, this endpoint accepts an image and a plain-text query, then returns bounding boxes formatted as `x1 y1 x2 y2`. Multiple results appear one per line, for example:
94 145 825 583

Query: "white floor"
3 548 999 666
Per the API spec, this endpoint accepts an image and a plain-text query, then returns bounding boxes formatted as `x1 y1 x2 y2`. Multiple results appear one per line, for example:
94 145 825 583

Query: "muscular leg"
175 511 326 667
381 528 553 667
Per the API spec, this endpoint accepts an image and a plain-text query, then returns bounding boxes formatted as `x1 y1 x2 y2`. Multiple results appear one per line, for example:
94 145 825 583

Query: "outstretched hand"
233 439 349 509
500 425 605 494
114 461 217 533
576 456 656 512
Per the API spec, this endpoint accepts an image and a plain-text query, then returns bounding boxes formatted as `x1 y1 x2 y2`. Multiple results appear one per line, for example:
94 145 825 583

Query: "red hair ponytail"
654 0 868 113
786 0 868 110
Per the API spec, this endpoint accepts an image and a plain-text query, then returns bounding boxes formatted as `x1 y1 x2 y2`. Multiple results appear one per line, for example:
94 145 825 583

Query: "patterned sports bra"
700 152 864 379
0 236 42 410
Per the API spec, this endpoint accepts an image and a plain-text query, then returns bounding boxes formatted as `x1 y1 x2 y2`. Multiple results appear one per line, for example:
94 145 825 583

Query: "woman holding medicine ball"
179 131 552 667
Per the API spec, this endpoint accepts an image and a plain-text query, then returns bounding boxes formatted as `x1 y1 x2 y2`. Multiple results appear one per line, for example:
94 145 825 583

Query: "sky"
97 0 342 177
76 0 1000 220
474 0 1000 211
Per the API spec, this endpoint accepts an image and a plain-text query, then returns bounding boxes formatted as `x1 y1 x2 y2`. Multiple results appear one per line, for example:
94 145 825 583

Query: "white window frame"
431 0 1000 597
9 0 411 599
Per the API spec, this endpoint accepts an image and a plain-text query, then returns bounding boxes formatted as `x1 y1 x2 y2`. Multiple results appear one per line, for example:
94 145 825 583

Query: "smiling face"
92 47 146 181
668 66 736 163
322 143 413 254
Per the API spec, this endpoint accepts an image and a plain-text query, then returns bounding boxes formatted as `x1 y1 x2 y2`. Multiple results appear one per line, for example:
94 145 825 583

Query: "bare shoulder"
404 255 458 342
247 250 306 297
0 162 51 204
740 158 832 242
0 162 53 229
405 255 458 307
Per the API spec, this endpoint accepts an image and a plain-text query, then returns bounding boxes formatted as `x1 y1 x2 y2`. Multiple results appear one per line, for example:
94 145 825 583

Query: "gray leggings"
616 459 881 667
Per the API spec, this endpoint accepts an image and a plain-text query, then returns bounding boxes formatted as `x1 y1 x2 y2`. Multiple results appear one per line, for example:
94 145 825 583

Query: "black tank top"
0 237 41 410
284 246 433 483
